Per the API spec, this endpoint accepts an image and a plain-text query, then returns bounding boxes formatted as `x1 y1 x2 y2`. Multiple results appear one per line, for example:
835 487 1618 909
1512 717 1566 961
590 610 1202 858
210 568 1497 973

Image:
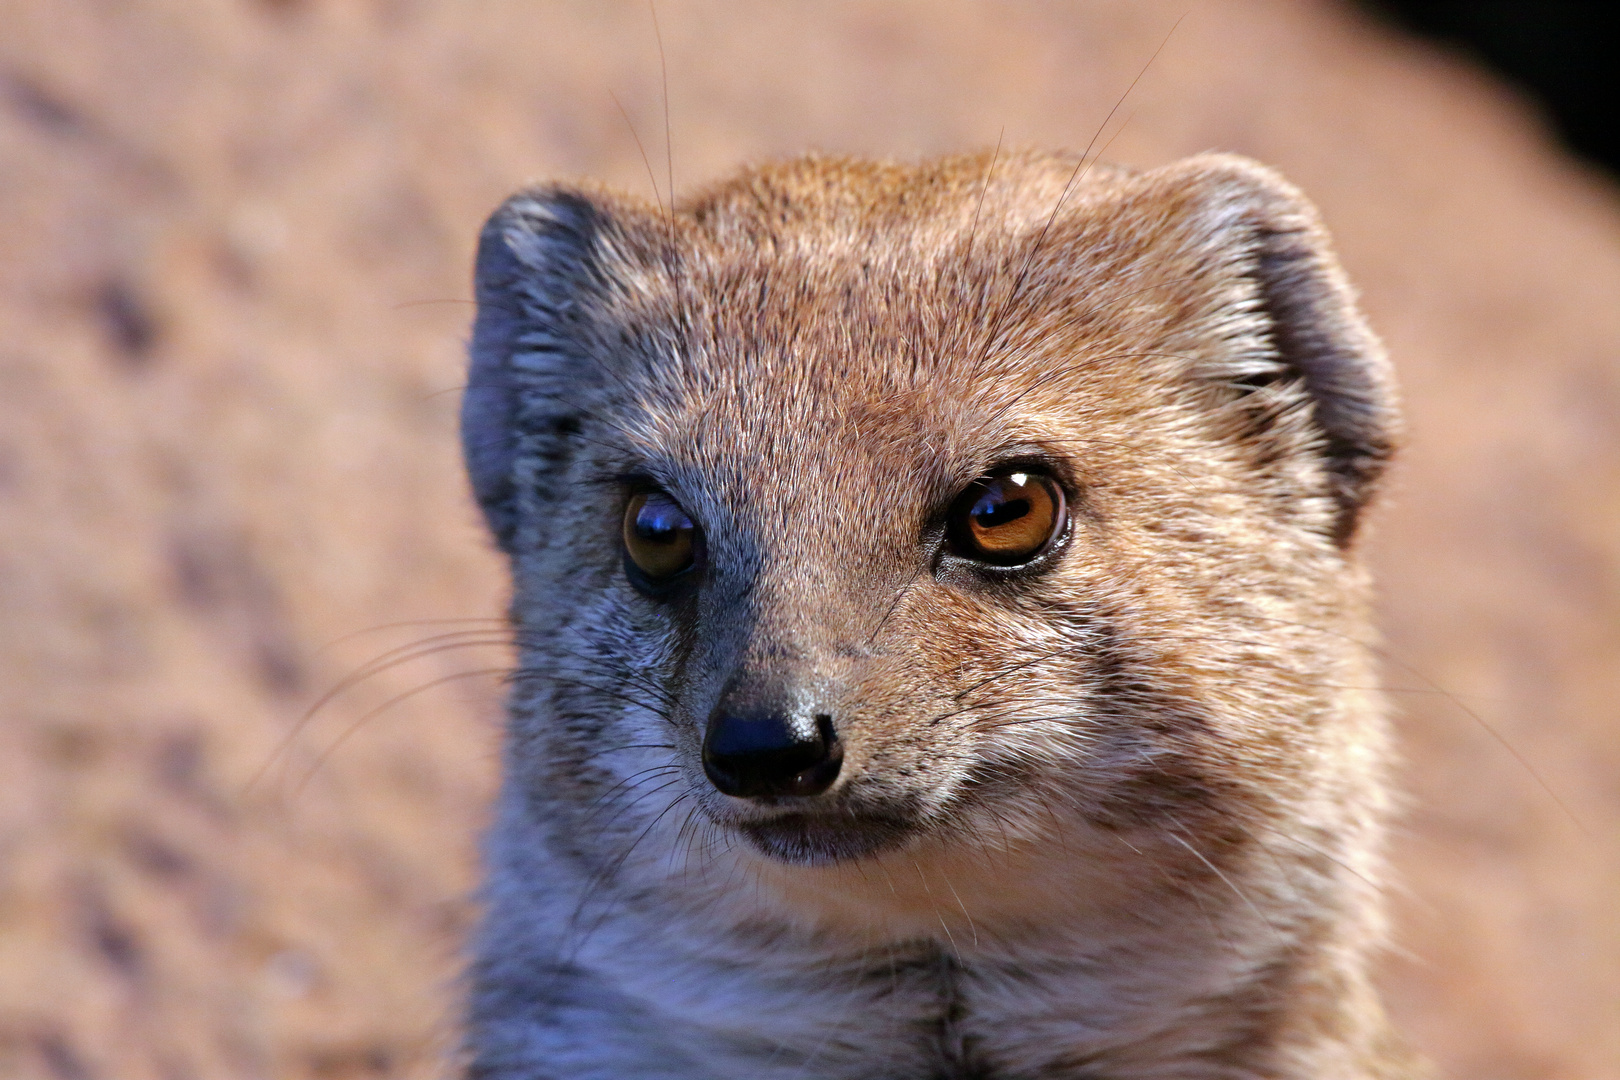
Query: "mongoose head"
463 151 1398 928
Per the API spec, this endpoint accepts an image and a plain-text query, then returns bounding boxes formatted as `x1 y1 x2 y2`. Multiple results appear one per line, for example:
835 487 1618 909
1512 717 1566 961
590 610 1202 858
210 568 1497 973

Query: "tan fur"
462 150 1423 1078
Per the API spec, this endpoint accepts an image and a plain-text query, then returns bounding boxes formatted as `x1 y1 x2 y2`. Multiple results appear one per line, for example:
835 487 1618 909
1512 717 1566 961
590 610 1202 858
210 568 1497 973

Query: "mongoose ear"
462 189 607 553
1148 154 1399 547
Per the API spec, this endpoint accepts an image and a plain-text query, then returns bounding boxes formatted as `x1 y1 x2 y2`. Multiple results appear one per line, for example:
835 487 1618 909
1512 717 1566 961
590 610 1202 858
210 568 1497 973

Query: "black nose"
702 711 842 799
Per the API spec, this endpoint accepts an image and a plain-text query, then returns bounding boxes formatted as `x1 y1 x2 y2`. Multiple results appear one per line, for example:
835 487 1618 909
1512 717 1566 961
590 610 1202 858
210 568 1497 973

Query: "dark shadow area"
1365 3 1620 175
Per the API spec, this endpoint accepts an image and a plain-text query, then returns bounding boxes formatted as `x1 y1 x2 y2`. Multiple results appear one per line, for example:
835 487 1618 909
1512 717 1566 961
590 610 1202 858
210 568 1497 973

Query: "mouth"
737 811 918 865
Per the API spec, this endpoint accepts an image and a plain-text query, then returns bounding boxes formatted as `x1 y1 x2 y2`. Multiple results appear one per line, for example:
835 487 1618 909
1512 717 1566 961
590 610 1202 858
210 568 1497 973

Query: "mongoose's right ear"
1143 155 1401 547
462 190 608 553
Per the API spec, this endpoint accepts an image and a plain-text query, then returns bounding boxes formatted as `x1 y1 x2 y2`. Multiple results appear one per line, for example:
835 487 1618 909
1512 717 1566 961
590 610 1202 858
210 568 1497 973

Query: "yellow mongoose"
459 151 1420 1078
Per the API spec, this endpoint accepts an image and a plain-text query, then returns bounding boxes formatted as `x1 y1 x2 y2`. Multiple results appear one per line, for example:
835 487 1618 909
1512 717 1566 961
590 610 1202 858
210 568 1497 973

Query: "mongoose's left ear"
462 188 616 553
1147 154 1400 547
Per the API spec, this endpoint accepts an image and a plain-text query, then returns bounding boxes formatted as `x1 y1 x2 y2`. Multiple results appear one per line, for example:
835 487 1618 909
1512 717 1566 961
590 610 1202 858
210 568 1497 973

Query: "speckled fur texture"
458 150 1421 1079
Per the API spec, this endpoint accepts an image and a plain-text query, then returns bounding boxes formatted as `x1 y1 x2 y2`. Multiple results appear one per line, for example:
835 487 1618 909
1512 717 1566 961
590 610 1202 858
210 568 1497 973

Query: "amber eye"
623 492 698 583
948 470 1066 566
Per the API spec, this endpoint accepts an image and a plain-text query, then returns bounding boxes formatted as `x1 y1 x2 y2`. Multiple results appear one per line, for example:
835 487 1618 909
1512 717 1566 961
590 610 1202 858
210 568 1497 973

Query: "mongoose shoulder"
459 149 1420 1079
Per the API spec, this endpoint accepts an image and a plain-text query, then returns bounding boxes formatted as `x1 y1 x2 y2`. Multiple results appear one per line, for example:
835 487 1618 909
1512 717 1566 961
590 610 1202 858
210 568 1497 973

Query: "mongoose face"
462 151 1408 1076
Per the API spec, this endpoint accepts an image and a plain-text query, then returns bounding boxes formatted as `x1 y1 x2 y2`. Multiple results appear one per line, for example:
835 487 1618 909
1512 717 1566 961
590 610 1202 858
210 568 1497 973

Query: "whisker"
947 127 1004 310
314 616 507 655
1163 825 1283 941
968 15 1183 381
864 576 919 649
953 642 1079 701
248 633 518 793
391 297 476 310
1220 612 1589 835
510 670 676 724
584 765 685 822
535 657 680 716
649 0 674 219
610 89 666 219
938 867 979 950
910 857 962 966
576 741 678 768
567 786 694 959
291 666 511 798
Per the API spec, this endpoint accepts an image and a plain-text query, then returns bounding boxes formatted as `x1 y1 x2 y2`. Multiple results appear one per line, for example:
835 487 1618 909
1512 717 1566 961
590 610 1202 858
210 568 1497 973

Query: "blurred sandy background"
2 1 1617 1077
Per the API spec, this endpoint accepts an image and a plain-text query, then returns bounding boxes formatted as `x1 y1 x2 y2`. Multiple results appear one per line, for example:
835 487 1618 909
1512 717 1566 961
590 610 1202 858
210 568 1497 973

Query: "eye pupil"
635 502 684 544
949 470 1066 567
623 492 698 585
972 493 1031 529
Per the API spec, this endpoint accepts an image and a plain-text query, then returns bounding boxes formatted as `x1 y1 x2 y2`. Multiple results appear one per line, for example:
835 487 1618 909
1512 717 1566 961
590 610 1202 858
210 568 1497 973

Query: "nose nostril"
702 711 842 800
